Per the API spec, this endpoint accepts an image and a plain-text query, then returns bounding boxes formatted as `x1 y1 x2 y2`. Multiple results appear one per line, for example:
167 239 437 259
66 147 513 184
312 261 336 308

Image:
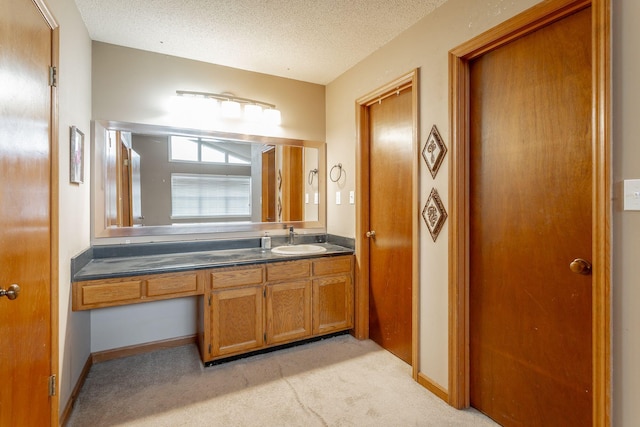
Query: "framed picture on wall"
70 126 84 184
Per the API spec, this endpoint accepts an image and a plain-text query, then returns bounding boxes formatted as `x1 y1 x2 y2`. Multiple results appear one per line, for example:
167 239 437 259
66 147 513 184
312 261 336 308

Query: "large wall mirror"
92 121 326 240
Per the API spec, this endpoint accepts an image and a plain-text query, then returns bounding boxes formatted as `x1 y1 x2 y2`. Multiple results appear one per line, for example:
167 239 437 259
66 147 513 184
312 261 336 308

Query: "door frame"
32 0 60 424
355 69 419 378
447 0 611 425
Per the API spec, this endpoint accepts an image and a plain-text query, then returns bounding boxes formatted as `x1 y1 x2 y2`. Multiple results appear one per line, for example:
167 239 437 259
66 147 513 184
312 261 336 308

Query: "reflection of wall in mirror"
304 147 319 222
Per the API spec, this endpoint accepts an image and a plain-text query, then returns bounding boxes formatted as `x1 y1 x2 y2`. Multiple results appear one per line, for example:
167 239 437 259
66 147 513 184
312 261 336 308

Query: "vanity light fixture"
175 90 282 125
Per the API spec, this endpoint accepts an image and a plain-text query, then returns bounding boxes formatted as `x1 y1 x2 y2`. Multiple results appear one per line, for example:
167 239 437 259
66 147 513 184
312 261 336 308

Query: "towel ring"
330 163 343 183
307 168 318 185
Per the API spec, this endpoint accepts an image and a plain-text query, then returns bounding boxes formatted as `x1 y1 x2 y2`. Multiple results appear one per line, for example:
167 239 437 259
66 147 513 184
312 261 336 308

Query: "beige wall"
92 42 326 142
612 1 639 425
47 0 93 416
326 0 541 391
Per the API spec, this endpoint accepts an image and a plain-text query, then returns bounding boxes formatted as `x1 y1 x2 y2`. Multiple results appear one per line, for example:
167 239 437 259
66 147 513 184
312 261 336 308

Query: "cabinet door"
313 275 353 335
210 285 264 357
266 280 312 345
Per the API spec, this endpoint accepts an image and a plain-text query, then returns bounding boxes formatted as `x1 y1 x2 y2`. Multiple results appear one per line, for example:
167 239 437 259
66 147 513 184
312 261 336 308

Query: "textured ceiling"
74 0 447 85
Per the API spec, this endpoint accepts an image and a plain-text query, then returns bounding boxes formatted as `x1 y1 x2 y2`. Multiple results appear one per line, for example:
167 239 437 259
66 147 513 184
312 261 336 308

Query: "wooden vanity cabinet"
72 270 205 310
201 255 353 363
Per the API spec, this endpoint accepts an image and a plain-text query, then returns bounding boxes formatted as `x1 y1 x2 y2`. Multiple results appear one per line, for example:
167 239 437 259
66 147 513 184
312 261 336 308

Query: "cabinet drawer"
211 266 264 289
81 280 143 306
267 260 310 282
73 270 205 310
312 256 352 277
147 273 199 297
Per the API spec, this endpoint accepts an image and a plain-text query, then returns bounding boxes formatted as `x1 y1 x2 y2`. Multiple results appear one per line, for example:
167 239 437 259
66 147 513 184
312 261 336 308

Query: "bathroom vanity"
77 121 350 364
72 239 354 365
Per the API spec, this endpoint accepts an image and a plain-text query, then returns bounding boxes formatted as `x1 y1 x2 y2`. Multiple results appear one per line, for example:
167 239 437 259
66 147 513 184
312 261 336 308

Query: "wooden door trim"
355 69 419 379
448 1 611 426
50 26 60 427
31 0 60 424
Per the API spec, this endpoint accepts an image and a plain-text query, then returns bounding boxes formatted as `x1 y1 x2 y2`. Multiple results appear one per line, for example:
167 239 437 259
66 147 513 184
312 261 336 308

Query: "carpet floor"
67 335 498 426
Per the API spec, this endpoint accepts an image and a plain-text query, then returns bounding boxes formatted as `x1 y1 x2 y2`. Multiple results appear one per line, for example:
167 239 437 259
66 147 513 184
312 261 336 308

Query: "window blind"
171 174 251 218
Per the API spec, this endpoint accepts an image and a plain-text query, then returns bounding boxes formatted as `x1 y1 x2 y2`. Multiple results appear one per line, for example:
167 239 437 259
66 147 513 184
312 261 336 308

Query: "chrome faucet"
289 226 295 245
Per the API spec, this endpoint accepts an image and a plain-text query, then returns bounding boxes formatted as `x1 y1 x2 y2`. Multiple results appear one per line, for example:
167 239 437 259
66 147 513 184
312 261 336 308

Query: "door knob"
0 284 21 300
365 230 376 238
569 258 592 275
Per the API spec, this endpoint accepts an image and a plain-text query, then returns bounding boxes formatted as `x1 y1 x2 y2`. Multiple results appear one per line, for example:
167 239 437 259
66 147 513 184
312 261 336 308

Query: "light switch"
314 192 319 205
349 191 355 204
624 179 640 211
305 193 309 204
336 191 341 205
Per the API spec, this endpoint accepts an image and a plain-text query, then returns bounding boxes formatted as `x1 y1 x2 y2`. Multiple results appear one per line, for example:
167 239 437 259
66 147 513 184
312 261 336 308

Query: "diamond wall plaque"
422 125 447 179
422 188 448 242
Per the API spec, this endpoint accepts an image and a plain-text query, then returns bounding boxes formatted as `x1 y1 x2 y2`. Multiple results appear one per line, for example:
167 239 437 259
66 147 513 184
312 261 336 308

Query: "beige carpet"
67 335 497 426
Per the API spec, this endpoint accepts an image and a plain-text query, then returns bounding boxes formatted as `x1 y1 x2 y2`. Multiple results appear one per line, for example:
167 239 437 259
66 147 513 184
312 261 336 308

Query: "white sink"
271 244 327 255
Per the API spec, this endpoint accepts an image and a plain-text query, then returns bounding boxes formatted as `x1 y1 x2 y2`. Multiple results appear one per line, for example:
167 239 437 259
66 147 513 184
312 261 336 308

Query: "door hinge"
123 159 130 167
48 375 56 396
49 66 57 87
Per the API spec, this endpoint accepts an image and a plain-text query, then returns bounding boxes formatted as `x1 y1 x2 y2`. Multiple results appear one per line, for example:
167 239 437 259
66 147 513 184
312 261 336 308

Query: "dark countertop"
73 242 354 282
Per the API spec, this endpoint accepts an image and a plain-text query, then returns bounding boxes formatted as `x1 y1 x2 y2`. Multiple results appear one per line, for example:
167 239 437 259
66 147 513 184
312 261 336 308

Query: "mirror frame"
91 120 326 240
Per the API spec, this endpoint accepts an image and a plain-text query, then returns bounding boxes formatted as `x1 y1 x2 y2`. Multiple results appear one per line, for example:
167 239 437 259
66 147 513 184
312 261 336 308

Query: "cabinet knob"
365 230 376 238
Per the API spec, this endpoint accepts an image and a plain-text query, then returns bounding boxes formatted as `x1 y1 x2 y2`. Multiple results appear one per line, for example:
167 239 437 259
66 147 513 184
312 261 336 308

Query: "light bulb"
244 104 263 122
221 99 241 118
264 108 282 126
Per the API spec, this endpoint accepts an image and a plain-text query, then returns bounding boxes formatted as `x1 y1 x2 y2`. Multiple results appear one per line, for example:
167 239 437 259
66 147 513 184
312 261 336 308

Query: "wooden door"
281 146 303 221
119 139 132 226
468 8 592 426
130 149 142 225
0 0 54 424
261 147 276 222
368 86 413 364
105 131 118 227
